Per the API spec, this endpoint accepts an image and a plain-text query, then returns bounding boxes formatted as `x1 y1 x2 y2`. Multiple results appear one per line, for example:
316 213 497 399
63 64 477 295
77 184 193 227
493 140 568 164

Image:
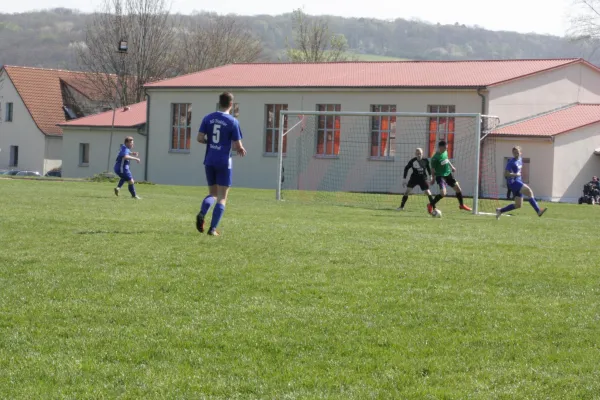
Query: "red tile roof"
2 66 110 136
145 59 592 89
492 104 600 137
59 101 146 128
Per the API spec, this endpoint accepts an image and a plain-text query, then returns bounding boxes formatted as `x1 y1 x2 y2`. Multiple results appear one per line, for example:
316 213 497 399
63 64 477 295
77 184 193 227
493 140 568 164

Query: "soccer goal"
275 110 501 215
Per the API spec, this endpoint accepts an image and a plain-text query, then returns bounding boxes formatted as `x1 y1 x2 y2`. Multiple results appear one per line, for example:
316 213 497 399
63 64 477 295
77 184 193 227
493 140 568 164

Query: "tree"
567 0 600 58
286 9 353 62
76 0 178 107
177 14 263 75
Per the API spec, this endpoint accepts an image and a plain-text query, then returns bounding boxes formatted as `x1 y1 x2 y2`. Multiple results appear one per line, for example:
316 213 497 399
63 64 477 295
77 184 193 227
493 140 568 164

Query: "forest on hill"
0 8 596 70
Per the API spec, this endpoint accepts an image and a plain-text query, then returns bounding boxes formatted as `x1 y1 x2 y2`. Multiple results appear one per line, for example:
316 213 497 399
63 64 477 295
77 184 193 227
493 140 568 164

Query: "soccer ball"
432 209 442 218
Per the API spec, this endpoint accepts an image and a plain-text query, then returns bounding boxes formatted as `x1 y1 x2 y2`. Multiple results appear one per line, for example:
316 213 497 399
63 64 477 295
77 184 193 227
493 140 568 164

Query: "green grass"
1 179 599 399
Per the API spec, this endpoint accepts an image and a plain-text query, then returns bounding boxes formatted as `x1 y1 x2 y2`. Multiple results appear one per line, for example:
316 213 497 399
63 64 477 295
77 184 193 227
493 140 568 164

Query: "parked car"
15 171 41 177
5 170 21 175
45 169 62 177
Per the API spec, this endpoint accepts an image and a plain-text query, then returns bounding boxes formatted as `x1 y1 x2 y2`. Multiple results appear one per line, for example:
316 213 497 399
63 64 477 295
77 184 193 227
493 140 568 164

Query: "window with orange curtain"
265 104 288 154
427 105 456 158
170 103 192 152
316 104 341 156
370 105 397 159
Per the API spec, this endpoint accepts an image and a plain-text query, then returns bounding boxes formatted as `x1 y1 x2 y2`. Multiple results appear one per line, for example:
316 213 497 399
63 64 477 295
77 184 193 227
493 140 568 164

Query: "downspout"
144 91 150 182
477 87 486 115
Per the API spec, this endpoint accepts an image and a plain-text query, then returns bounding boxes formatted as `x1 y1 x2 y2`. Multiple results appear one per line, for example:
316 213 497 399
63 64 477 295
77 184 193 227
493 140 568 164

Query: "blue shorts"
114 168 133 181
205 165 232 187
508 181 524 197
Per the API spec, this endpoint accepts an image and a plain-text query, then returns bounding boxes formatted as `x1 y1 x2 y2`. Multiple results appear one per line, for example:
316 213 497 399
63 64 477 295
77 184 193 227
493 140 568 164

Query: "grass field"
1 179 599 399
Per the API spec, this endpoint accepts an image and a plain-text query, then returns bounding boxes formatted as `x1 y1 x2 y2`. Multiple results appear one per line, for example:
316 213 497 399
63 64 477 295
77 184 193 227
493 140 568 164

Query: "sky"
1 0 573 36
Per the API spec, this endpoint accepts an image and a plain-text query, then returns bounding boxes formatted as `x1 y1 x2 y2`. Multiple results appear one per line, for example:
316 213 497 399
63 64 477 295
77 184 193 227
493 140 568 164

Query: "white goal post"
276 110 500 215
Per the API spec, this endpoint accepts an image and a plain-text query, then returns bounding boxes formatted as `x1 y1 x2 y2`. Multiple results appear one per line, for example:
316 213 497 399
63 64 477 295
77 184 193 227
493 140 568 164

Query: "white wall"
553 124 600 202
491 138 554 201
0 70 46 173
488 63 600 124
146 88 483 194
44 136 63 173
62 127 147 179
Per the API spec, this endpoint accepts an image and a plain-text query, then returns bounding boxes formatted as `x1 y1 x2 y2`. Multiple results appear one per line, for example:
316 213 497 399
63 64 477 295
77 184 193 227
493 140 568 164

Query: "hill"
0 8 596 70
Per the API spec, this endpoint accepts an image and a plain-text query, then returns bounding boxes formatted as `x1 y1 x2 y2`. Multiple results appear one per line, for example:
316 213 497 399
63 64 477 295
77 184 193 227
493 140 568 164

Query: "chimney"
123 106 130 112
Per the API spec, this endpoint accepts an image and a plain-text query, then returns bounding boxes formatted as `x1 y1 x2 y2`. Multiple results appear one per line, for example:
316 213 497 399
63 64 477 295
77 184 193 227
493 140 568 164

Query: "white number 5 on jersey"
213 124 221 143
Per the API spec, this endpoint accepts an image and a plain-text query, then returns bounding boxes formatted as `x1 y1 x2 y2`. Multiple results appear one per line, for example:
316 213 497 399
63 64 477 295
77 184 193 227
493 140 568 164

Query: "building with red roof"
58 101 147 179
137 59 600 202
0 65 113 174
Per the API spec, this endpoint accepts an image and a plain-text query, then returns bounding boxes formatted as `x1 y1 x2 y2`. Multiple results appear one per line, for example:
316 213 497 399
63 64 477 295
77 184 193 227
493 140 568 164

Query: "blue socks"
128 184 136 197
500 204 516 214
200 195 215 216
211 204 225 230
529 197 541 213
117 178 126 188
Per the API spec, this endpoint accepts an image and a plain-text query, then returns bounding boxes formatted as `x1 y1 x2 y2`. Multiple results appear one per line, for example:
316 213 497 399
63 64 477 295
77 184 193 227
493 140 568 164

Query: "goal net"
276 110 501 215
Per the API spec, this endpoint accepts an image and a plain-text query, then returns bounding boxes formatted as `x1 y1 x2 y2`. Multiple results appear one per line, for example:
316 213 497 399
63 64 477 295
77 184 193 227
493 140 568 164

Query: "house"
59 101 147 179
0 66 110 174
491 104 600 202
138 59 600 202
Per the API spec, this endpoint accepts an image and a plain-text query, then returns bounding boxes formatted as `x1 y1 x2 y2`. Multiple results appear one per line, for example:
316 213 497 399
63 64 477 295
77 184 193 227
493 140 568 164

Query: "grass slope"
1 180 599 399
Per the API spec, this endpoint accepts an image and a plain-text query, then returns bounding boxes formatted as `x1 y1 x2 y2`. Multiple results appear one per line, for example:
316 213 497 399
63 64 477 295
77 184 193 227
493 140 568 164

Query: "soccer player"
397 147 436 211
113 136 141 199
496 146 547 219
430 140 472 213
196 92 247 236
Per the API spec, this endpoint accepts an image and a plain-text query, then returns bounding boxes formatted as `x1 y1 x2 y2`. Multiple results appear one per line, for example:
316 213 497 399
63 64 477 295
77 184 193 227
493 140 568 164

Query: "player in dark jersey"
196 92 247 236
397 148 436 211
496 146 547 219
113 136 141 199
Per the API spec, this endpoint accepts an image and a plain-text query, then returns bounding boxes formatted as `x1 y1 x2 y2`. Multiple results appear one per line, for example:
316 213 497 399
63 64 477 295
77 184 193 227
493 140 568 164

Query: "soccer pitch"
1 179 599 399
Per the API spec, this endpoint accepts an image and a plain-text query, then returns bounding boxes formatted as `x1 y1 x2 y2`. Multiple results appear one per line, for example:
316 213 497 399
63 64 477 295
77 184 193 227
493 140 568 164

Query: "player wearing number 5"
196 92 247 236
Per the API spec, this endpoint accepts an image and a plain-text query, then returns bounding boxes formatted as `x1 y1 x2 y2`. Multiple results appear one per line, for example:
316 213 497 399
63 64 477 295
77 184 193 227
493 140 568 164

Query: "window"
504 157 530 184
216 103 239 118
171 103 192 152
5 102 13 122
265 104 288 154
9 146 18 167
316 104 341 157
79 143 90 166
370 105 396 159
428 105 455 158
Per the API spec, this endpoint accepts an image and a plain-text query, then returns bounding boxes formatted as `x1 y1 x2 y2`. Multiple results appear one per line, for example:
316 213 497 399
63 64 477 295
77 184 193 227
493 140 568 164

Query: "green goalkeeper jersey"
431 150 452 177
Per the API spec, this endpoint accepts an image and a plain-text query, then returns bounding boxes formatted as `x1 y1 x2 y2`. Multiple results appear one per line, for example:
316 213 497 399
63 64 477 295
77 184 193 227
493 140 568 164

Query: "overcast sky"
1 0 573 36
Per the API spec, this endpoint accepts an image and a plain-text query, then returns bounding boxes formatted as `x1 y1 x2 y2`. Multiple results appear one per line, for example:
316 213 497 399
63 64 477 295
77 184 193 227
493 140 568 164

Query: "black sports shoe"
538 208 547 217
196 213 205 233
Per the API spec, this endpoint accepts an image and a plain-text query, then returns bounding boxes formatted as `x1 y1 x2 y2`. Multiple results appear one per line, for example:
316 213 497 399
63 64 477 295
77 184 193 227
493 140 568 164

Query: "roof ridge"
228 58 581 66
493 103 580 130
3 65 117 77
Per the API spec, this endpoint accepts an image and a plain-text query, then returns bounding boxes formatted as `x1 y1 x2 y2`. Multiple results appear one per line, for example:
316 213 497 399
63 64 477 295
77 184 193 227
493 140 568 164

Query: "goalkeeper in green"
429 140 472 213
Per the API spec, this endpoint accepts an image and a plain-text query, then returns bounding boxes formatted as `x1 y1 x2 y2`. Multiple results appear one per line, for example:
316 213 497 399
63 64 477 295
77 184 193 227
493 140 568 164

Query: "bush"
88 172 117 183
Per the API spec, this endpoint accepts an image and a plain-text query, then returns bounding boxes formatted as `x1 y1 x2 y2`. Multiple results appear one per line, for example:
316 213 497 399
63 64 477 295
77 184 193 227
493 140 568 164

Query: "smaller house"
59 101 147 179
491 103 600 202
0 66 111 174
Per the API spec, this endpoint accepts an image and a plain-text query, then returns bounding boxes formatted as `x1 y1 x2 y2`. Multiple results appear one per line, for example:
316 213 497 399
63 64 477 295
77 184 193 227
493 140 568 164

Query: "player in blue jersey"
196 92 247 236
496 146 547 219
113 136 141 199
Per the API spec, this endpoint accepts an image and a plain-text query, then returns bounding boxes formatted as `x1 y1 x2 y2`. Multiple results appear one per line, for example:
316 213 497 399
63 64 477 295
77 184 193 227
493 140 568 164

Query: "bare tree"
178 14 263 74
76 0 178 106
567 0 600 58
286 9 353 62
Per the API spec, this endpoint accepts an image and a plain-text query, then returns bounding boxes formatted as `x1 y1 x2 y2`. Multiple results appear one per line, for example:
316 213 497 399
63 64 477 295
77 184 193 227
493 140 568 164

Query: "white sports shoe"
496 208 501 220
133 195 142 200
396 207 404 211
